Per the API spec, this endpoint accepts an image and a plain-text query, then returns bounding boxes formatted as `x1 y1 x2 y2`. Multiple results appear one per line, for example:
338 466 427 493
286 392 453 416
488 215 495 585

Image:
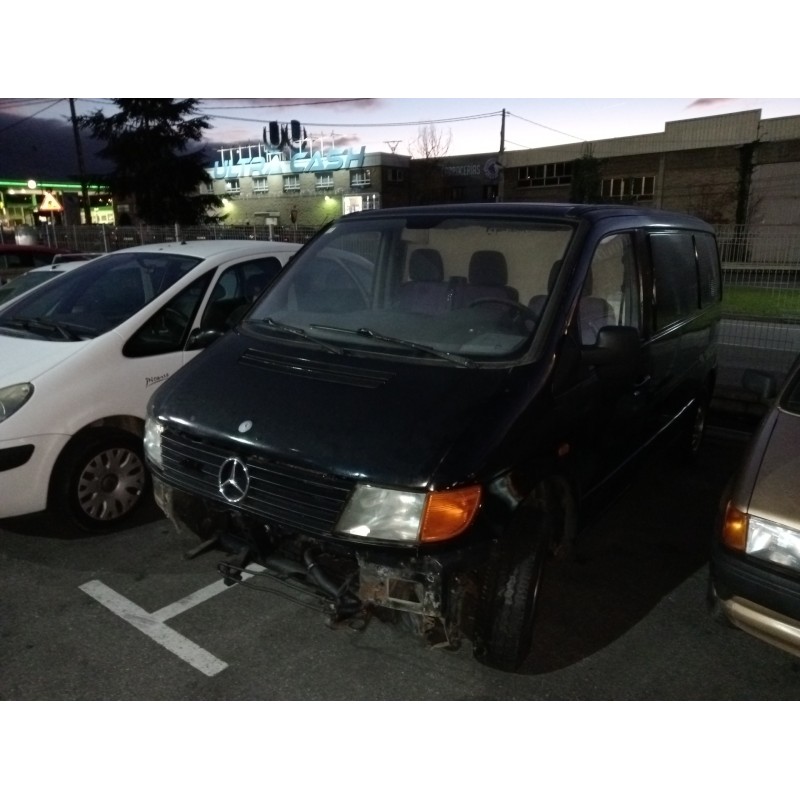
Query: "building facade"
498 109 800 232
203 142 412 231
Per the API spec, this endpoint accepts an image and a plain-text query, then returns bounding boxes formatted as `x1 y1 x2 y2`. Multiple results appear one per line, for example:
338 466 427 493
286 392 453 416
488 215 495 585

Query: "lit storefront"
0 178 114 231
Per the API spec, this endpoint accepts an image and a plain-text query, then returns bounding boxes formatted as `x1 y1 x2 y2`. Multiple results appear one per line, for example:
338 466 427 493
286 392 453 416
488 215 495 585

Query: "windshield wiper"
309 324 475 367
253 317 343 355
1 317 83 341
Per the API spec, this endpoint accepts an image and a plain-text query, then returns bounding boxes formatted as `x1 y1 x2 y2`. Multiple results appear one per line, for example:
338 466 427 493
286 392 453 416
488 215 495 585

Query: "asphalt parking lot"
2 414 800 701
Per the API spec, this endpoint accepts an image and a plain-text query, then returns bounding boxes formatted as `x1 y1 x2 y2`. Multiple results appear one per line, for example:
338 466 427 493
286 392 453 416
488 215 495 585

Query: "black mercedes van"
144 203 721 671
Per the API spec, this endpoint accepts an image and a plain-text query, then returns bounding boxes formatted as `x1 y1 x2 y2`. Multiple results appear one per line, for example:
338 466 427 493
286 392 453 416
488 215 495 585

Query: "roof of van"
347 203 716 231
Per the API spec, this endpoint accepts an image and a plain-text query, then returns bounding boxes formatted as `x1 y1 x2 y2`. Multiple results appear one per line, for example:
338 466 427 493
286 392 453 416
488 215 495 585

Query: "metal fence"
0 223 320 252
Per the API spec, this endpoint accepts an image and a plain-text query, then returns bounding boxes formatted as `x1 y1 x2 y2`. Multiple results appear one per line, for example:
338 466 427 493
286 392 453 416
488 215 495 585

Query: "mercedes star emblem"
218 457 250 503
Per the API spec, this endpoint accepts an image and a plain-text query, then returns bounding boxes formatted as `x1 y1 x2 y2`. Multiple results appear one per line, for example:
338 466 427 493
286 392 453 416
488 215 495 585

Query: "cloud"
687 98 733 109
0 113 112 181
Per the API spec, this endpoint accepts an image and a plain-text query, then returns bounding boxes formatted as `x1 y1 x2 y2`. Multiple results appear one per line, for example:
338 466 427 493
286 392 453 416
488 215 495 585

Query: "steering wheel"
156 306 189 337
469 297 539 325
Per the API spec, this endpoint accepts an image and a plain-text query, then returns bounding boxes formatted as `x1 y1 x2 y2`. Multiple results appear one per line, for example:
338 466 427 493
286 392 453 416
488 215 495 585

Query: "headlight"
0 383 33 423
336 484 481 544
747 515 800 570
722 502 800 571
143 416 164 468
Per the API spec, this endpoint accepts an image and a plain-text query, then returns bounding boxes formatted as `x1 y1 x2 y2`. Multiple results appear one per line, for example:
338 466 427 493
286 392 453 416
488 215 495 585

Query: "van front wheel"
50 429 148 531
472 508 556 672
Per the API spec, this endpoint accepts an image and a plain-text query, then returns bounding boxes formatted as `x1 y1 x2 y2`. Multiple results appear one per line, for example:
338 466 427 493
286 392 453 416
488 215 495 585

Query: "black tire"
50 428 149 531
473 507 556 672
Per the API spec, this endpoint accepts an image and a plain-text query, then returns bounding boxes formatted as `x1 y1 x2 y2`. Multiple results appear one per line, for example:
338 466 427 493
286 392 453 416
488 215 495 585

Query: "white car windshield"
0 251 201 341
246 213 574 362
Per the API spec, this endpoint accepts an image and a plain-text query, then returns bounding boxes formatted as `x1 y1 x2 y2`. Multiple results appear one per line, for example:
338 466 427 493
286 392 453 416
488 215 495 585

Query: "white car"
0 239 301 531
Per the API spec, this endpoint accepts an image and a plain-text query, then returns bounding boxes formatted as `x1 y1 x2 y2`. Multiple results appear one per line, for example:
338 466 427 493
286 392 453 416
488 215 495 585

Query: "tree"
569 153 603 204
408 124 453 159
78 99 221 225
408 124 453 204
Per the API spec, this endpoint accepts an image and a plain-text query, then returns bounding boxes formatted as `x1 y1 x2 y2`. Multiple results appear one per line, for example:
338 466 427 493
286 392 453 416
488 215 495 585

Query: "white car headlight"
0 383 33 423
336 483 482 544
143 416 164 468
747 516 800 571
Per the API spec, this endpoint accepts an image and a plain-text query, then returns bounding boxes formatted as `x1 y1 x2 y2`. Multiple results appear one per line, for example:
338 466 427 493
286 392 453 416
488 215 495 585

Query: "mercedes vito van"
144 203 721 670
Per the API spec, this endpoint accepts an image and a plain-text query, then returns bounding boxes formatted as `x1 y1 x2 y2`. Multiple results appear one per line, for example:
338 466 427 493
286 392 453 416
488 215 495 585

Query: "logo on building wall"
208 146 367 181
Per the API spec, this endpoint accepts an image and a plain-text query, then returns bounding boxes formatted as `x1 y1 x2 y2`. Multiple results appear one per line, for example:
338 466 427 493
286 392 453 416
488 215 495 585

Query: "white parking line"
80 565 266 677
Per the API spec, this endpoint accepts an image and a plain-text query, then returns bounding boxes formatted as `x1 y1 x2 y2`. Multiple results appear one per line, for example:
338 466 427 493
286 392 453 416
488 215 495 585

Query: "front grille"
159 428 353 536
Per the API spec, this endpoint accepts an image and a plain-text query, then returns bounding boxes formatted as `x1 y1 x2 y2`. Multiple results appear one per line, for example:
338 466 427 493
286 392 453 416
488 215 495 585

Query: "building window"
387 168 404 183
283 175 300 193
315 172 334 190
225 179 240 194
517 162 573 188
350 169 371 188
449 186 465 201
483 185 499 201
253 178 269 194
601 176 655 200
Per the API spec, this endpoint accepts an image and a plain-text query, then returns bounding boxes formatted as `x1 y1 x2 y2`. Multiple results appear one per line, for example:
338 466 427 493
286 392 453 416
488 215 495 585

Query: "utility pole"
69 99 93 225
498 108 506 202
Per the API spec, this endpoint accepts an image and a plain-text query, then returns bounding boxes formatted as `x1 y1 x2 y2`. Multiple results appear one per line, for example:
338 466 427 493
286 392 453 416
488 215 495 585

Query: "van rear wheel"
50 429 148 532
473 508 556 672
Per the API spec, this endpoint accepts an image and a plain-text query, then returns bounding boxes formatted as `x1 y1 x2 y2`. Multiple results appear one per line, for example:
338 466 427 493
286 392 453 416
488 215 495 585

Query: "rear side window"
694 231 721 307
649 232 699 330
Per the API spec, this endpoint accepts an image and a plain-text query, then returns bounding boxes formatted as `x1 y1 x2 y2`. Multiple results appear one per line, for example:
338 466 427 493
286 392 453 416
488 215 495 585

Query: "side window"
123 272 213 358
580 233 639 345
200 257 284 332
694 232 721 307
650 232 699 330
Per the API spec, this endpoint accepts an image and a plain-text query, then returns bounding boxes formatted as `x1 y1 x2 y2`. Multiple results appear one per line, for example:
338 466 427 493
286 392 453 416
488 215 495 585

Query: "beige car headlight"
747 516 800 571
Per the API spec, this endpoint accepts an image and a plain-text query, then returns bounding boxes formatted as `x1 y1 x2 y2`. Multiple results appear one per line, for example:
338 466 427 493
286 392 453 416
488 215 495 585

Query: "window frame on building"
517 162 573 188
601 176 655 201
283 175 301 193
350 169 371 188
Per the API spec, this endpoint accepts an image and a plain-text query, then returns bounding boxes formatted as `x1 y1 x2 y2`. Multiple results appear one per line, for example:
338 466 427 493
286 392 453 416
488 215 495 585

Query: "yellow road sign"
39 192 63 212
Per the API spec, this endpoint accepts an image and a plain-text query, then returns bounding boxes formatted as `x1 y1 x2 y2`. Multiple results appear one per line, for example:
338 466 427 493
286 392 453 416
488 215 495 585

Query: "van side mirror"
581 325 640 366
187 328 223 349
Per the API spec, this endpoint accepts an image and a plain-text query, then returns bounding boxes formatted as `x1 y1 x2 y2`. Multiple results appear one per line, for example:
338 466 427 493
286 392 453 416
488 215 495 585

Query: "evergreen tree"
79 99 221 225
569 153 604 204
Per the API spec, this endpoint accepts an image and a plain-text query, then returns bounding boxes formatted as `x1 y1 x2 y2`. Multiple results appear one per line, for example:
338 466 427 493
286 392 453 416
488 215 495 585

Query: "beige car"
710 356 800 658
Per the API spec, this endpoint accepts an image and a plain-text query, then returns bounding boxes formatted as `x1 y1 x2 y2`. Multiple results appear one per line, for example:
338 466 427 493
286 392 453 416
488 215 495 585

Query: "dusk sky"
3 98 800 166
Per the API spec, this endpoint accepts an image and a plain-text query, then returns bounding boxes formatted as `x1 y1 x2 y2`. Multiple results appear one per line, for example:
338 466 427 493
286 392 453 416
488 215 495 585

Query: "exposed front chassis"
154 477 483 649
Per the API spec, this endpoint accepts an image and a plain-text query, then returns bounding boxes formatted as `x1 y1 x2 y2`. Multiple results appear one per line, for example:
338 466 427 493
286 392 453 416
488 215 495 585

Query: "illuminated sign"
208 146 366 181
39 192 63 212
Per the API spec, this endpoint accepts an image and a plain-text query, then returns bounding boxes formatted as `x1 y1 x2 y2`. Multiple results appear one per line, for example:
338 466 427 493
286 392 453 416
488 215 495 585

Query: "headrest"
409 248 444 282
469 250 507 286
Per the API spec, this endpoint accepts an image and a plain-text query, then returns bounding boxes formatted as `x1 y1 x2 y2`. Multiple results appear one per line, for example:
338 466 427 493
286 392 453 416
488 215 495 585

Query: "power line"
0 99 65 135
506 111 587 143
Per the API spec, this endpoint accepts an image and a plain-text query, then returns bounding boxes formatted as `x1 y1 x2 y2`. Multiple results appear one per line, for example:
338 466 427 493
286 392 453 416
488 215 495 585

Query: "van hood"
151 332 518 488
0 332 92 385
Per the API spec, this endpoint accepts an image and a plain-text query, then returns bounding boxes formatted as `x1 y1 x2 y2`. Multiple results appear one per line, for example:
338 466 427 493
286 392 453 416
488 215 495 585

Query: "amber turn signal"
420 485 482 543
721 501 748 551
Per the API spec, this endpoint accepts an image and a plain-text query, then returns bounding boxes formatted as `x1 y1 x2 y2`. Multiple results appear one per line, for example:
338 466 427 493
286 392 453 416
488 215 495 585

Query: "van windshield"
247 214 574 361
0 251 201 341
